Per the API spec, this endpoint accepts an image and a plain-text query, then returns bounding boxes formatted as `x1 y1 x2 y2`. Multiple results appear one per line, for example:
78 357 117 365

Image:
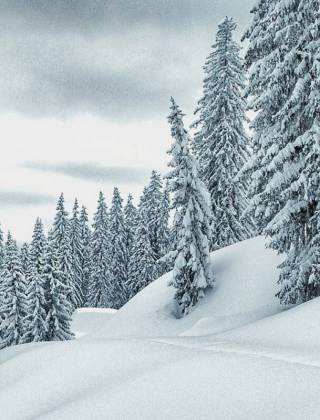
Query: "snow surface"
104 236 283 338
72 307 117 338
2 236 320 419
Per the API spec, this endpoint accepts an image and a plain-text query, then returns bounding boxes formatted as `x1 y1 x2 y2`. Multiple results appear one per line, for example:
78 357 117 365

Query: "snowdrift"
103 236 283 338
2 236 320 420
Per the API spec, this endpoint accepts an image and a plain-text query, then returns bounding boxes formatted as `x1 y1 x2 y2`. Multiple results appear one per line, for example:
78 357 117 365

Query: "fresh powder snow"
2 237 320 419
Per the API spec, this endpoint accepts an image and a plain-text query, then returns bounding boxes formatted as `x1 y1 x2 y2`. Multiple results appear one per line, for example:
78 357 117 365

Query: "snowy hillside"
103 236 283 338
2 237 320 420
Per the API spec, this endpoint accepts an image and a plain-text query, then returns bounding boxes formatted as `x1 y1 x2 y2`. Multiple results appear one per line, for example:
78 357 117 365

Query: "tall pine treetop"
52 193 69 246
192 16 254 249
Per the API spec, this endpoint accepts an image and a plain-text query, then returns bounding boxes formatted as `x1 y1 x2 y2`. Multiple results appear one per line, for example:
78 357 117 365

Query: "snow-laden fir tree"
22 218 48 343
29 217 48 314
29 218 47 275
69 198 84 308
305 204 320 299
158 181 171 273
193 16 254 250
240 0 281 234
79 205 92 306
123 194 138 300
22 261 47 343
18 242 32 343
166 98 214 316
51 193 74 308
87 192 111 307
0 225 5 341
0 233 28 348
138 172 170 279
20 243 30 275
141 171 166 262
109 187 127 308
43 239 74 341
243 0 320 304
127 213 158 299
0 224 5 270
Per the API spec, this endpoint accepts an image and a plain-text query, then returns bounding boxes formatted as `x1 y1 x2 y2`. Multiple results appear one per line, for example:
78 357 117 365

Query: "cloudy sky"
0 0 254 242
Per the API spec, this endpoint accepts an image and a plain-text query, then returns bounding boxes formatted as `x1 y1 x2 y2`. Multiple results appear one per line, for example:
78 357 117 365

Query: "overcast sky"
0 0 255 242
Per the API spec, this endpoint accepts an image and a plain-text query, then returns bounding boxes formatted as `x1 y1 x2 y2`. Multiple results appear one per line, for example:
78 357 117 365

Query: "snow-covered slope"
2 236 320 420
103 236 283 338
72 307 117 338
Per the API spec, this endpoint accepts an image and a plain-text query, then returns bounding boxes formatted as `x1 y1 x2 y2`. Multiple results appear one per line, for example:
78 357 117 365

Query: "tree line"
0 174 171 348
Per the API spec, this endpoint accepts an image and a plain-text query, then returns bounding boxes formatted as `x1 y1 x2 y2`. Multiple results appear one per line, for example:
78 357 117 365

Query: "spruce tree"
0 233 28 347
22 261 47 343
306 205 320 300
0 266 19 349
44 240 74 341
79 206 92 306
243 0 320 304
0 225 5 342
158 181 171 274
18 242 31 343
29 218 47 275
109 187 127 308
20 243 30 275
22 218 48 343
51 193 74 308
87 192 111 307
123 194 138 300
127 214 158 299
145 171 164 260
193 16 254 250
139 171 170 267
69 198 84 308
167 98 214 316
0 224 5 270
240 0 281 234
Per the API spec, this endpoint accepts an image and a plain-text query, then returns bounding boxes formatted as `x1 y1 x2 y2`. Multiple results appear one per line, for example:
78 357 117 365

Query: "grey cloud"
0 52 197 119
0 1 221 34
22 161 152 184
0 0 254 119
0 190 55 207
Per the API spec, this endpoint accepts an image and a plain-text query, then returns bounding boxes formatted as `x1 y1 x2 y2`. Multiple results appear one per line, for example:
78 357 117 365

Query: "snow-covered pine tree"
0 225 5 341
0 232 28 347
79 205 92 306
145 171 164 260
139 171 170 266
22 218 48 343
123 194 138 300
51 193 75 308
20 243 30 275
157 181 171 274
127 213 158 299
0 224 6 271
18 242 32 343
167 98 214 316
22 261 47 343
29 218 47 274
87 192 111 307
243 0 320 304
240 0 280 234
109 187 127 308
43 239 74 341
193 16 254 250
69 198 84 308
305 204 320 300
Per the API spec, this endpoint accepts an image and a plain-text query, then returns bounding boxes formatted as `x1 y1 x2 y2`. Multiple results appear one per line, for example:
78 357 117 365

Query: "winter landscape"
0 1 319 419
